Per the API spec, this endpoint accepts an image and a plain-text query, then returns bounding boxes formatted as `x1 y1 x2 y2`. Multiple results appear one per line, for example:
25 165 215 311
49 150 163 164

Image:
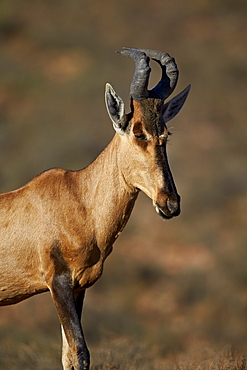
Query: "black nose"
167 199 180 216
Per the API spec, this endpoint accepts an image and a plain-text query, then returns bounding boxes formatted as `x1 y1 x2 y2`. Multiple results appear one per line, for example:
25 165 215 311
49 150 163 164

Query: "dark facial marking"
133 121 148 149
137 98 164 136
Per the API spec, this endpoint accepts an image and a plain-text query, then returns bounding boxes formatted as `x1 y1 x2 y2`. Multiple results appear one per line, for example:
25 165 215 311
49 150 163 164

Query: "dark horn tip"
117 47 147 56
122 47 139 51
116 49 150 67
116 47 137 53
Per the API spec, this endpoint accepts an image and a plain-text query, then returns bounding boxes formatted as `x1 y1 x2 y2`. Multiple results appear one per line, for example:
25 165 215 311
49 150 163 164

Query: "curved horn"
117 48 151 101
122 47 179 101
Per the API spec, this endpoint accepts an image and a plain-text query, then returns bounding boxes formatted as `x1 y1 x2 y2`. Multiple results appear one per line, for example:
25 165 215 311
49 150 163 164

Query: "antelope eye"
135 134 147 141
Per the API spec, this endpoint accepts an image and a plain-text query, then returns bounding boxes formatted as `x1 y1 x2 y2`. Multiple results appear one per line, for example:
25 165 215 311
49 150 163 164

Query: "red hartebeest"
0 48 190 369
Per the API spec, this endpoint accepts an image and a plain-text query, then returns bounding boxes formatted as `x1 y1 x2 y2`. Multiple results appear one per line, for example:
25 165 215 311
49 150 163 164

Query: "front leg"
50 274 90 370
61 290 89 370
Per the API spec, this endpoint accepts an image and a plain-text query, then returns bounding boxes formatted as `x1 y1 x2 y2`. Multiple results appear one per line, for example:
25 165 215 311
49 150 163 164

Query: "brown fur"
0 119 176 368
0 137 139 305
0 54 189 369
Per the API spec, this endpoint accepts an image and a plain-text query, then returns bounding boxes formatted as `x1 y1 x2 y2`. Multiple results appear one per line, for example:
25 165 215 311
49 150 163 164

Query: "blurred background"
0 0 247 369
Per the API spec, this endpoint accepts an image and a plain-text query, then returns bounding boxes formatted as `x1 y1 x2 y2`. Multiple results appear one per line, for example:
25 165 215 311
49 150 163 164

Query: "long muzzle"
155 192 181 219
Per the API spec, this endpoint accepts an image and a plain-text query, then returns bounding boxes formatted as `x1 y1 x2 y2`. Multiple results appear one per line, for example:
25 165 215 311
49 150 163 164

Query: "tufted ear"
162 84 191 123
105 83 126 135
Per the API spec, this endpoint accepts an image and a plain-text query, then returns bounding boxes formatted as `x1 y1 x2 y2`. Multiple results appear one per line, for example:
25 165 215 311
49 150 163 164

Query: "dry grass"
1 336 245 370
87 342 247 370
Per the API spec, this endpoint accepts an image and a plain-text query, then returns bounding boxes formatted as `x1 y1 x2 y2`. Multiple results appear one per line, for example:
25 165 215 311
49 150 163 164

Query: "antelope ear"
105 83 126 135
162 84 191 123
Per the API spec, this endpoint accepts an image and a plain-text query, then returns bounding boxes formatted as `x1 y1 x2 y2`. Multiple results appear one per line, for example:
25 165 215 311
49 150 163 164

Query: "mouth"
155 205 174 220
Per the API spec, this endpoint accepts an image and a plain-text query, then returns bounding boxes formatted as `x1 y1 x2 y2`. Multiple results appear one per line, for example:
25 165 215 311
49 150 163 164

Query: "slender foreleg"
50 275 90 370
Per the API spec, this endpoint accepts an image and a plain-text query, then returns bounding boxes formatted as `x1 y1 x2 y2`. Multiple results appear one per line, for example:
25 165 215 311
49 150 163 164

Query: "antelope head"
105 47 191 219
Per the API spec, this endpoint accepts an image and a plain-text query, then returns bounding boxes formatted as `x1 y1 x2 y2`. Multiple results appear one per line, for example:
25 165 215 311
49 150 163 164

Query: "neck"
79 134 138 248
